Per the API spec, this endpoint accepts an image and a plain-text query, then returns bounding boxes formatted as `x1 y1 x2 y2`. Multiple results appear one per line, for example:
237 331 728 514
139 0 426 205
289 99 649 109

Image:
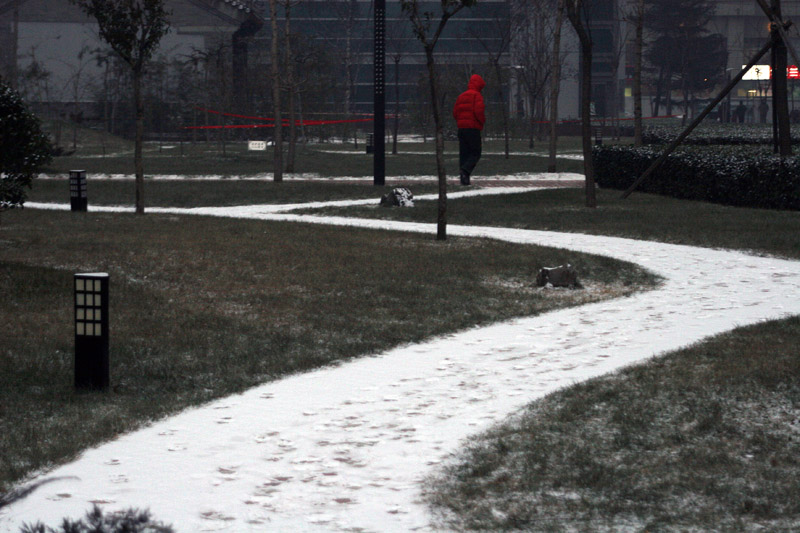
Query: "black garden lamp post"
74 272 110 390
69 170 87 212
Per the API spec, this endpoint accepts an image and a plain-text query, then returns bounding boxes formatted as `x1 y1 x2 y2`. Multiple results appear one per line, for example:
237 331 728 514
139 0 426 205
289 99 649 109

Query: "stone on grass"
379 187 414 207
536 264 581 288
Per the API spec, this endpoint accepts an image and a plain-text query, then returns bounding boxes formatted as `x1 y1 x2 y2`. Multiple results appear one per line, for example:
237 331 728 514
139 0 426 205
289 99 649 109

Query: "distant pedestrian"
759 99 769 123
452 74 486 186
734 102 747 123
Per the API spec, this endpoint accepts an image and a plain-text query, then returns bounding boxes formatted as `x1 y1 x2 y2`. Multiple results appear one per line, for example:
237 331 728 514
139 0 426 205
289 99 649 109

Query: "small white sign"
248 140 267 151
742 64 771 81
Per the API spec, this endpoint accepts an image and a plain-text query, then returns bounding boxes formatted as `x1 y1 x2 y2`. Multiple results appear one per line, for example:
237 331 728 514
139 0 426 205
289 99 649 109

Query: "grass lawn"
42 137 585 178
426 317 800 531
309 187 800 260
0 207 654 494
6 135 800 529
26 180 443 208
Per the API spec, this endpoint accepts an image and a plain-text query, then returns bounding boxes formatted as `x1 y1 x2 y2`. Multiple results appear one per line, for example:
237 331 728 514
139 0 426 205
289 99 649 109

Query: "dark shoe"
460 171 470 186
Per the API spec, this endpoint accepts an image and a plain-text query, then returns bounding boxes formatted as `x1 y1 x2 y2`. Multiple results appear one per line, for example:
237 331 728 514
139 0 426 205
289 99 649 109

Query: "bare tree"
282 0 299 173
188 41 229 144
631 0 644 146
565 0 596 208
401 0 475 241
16 47 52 105
512 0 564 149
608 10 633 139
71 0 170 214
268 0 283 181
471 16 512 158
326 0 370 145
92 48 127 140
547 0 565 172
386 18 412 154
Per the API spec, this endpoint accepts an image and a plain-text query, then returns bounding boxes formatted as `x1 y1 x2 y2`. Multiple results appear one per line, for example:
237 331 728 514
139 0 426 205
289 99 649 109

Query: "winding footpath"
3 194 800 532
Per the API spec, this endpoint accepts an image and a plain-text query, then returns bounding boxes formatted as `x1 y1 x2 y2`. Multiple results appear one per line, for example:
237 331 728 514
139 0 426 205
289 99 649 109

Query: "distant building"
617 0 800 121
2 0 798 133
270 0 511 112
710 0 800 121
0 0 264 103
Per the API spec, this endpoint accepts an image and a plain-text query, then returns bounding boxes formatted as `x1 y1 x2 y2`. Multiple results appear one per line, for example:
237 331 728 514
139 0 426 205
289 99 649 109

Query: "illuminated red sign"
788 65 800 79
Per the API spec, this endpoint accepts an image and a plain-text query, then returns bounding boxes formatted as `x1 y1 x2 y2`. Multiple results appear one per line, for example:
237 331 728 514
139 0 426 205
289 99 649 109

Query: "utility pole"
373 0 386 185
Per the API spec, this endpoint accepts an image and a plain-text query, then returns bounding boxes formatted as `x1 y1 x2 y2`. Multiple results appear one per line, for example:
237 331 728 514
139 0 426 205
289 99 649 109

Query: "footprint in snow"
200 510 235 521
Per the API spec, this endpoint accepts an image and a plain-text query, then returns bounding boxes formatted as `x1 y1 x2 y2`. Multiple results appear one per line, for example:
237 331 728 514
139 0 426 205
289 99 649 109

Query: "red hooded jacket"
452 74 486 130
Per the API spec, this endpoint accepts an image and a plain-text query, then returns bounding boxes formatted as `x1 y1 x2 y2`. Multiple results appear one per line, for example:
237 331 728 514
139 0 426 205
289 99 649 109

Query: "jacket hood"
468 74 485 92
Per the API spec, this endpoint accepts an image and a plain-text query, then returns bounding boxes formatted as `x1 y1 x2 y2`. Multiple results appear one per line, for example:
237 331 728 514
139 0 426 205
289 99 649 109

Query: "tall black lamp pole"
373 0 386 185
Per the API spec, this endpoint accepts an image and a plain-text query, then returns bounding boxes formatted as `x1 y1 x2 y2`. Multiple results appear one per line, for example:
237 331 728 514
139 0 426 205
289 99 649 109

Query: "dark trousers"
458 128 482 184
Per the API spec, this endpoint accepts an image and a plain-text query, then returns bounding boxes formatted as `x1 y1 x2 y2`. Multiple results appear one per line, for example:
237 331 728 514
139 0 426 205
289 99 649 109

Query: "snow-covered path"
3 200 800 532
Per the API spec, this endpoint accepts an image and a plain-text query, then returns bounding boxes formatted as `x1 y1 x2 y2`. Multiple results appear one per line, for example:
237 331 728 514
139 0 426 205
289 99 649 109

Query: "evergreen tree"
644 0 724 117
0 79 52 220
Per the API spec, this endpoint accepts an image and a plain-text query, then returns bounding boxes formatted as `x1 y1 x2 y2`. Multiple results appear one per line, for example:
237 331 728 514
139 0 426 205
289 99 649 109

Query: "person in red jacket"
452 74 486 185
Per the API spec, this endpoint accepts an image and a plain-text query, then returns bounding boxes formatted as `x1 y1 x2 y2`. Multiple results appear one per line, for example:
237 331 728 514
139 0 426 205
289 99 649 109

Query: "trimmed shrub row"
643 123 800 146
593 145 800 210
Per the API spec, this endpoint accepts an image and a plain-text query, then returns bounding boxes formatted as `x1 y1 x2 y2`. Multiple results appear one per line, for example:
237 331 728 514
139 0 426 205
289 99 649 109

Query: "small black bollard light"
366 133 374 154
69 170 88 212
74 273 109 391
594 129 603 146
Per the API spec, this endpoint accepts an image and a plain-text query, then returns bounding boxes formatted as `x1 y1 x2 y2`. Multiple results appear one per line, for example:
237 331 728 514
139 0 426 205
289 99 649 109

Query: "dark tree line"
644 0 727 122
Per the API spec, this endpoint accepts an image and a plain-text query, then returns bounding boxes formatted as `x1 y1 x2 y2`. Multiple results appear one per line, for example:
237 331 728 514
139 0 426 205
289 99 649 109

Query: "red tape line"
187 107 375 129
185 118 374 130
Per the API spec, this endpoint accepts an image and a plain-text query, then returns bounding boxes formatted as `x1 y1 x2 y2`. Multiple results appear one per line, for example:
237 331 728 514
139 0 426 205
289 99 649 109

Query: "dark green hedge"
593 145 800 210
643 123 800 146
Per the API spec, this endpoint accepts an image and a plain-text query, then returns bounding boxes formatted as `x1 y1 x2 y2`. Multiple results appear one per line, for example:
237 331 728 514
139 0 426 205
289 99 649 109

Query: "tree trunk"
393 58 400 155
269 0 283 182
285 4 296 173
653 68 663 117
298 90 307 143
772 0 792 156
633 0 644 146
548 0 564 172
527 92 536 148
493 61 510 159
133 70 145 214
287 86 296 172
566 0 596 208
425 46 447 241
580 39 596 208
665 66 673 116
203 67 211 143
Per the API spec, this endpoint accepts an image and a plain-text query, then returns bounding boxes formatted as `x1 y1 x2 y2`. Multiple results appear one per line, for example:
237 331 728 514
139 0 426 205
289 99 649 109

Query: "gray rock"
379 187 414 207
536 264 581 288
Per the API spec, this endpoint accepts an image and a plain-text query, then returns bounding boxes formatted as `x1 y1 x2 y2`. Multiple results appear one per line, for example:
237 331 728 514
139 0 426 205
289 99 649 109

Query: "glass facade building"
274 0 511 111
